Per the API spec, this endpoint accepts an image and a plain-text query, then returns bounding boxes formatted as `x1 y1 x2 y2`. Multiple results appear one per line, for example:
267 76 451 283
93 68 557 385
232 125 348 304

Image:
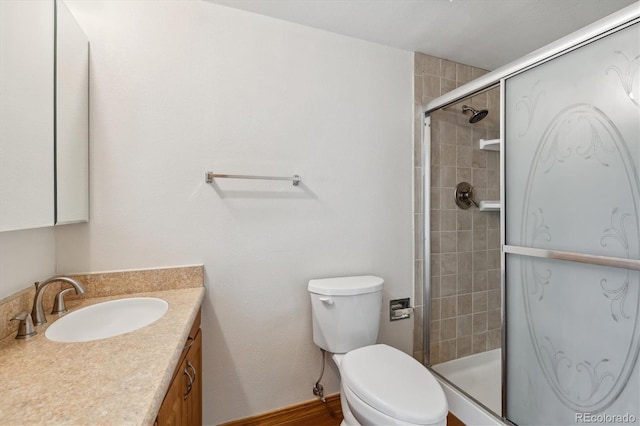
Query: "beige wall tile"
456 167 472 183
473 312 488 333
416 53 441 76
472 168 488 188
430 342 441 365
472 250 488 272
457 210 472 230
441 59 456 80
472 291 488 313
456 125 472 146
488 289 501 311
441 296 457 319
441 254 458 275
473 271 488 291
458 294 472 315
472 210 488 229
457 336 473 357
457 252 472 274
441 78 456 95
488 229 500 247
413 305 424 350
441 274 457 296
488 249 500 269
431 275 441 298
456 64 472 84
472 333 487 354
488 309 501 330
431 164 442 187
430 231 440 254
472 229 488 251
415 214 424 259
440 339 457 362
442 213 457 232
471 67 489 79
415 259 424 302
487 329 501 350
430 189 441 210
441 166 457 188
487 269 501 289
441 318 457 341
423 75 441 98
431 297 441 319
458 273 472 295
456 146 472 168
471 149 487 168
431 319 441 343
414 167 424 214
441 144 457 166
487 151 500 169
431 255 441 277
457 314 472 337
457 232 472 253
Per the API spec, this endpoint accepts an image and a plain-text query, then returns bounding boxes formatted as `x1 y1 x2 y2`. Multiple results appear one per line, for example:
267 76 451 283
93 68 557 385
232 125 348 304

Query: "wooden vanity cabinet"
156 310 202 426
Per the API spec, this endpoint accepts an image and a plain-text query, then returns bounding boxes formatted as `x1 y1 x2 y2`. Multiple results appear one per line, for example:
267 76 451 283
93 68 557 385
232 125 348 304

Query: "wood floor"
220 393 466 426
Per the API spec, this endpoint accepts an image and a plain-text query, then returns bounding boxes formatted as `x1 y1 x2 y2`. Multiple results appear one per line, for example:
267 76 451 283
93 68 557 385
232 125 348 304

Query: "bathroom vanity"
0 266 204 425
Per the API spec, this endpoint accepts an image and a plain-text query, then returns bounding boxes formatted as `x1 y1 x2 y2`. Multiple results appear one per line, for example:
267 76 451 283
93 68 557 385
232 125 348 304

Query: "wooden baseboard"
220 393 342 426
220 393 465 426
448 412 466 426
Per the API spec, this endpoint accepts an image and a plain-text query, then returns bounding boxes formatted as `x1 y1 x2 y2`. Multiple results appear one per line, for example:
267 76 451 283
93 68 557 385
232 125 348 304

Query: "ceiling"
206 0 638 70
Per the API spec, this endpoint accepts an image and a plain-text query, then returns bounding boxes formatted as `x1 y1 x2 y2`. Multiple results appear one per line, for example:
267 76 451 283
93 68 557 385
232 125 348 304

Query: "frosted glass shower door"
504 22 640 425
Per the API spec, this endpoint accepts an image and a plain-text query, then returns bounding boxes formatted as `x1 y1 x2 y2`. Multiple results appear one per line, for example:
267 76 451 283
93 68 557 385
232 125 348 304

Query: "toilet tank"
308 275 383 354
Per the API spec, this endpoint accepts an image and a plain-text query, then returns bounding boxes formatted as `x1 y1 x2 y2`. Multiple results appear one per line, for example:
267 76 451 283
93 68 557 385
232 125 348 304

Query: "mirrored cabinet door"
56 0 89 225
0 0 55 231
0 0 88 232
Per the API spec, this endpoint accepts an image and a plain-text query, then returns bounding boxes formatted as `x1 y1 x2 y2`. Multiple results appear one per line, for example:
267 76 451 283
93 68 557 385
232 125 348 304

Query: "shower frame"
421 4 640 424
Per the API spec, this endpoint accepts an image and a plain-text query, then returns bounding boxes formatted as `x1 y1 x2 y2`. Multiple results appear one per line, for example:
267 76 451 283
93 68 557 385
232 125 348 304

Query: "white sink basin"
45 297 168 343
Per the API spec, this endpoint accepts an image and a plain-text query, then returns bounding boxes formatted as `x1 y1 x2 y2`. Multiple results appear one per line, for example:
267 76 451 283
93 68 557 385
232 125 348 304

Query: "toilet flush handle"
319 297 334 305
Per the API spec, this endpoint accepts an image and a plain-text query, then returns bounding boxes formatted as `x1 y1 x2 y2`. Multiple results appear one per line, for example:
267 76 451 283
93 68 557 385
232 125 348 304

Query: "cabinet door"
55 0 89 225
157 355 187 426
0 0 54 231
184 330 202 426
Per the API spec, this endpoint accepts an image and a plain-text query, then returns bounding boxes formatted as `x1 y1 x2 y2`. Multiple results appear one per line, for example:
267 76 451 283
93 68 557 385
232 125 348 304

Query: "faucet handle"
10 311 37 339
51 287 76 315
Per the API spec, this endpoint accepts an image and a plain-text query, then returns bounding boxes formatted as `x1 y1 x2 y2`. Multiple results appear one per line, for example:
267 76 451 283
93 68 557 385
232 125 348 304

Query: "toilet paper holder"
390 298 413 321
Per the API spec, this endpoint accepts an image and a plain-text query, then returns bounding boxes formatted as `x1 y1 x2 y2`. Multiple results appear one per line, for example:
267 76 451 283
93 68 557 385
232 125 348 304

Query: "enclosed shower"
419 4 639 425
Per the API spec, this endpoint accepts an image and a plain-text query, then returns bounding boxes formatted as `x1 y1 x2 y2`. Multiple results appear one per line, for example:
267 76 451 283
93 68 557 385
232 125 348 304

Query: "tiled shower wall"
413 52 501 364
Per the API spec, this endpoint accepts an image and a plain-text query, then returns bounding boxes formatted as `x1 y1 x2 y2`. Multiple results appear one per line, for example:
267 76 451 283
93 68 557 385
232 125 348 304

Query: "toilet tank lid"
308 275 383 296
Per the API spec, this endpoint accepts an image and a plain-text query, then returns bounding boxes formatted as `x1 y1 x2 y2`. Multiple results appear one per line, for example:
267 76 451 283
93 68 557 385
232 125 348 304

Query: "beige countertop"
0 286 205 425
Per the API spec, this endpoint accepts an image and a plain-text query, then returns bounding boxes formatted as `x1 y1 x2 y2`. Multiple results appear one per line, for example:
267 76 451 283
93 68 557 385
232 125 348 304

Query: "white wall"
59 1 414 424
0 227 55 299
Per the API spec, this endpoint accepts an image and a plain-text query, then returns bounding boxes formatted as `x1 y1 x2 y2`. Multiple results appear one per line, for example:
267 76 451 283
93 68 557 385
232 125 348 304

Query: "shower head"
462 105 489 124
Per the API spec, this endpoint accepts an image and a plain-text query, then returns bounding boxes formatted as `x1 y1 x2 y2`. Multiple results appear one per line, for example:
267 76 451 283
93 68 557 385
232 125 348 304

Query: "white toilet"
308 275 448 426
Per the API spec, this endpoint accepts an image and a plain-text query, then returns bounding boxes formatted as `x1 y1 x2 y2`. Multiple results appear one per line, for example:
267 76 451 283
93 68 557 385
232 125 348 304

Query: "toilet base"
340 390 359 426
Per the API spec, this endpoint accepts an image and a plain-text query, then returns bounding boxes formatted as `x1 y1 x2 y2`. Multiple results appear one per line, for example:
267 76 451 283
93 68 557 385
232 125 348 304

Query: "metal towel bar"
205 172 301 186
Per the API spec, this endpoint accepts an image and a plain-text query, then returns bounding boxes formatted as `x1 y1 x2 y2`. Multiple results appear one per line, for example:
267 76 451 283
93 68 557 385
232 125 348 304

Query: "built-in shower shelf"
479 138 500 151
479 200 501 211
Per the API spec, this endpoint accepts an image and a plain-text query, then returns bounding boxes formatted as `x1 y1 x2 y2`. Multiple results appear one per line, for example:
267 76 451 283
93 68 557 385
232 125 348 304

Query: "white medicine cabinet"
0 0 89 232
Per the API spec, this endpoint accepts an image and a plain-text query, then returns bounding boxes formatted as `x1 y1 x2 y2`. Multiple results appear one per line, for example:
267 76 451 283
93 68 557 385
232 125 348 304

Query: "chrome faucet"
31 276 87 325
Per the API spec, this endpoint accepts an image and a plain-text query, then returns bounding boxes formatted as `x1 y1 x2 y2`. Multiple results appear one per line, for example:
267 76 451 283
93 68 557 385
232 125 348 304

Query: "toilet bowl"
308 276 447 426
334 345 447 426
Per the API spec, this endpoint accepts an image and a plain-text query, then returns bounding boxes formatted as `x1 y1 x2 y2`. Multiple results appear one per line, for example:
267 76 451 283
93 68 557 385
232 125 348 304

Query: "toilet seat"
340 344 447 425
